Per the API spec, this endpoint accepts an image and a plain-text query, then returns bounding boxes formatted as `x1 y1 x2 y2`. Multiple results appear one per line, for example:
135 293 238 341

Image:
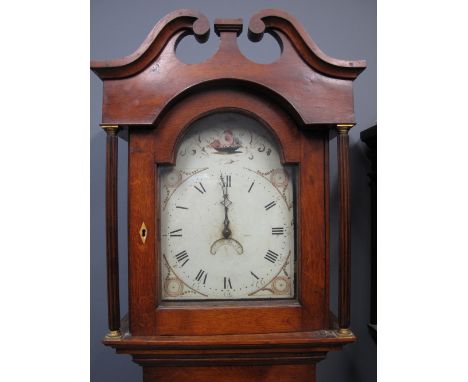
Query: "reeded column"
336 124 353 335
102 124 121 338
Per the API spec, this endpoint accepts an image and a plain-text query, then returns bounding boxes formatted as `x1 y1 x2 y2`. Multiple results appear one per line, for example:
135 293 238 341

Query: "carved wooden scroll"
91 9 365 126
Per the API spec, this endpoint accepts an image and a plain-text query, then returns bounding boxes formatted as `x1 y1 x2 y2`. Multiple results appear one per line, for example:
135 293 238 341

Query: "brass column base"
337 328 353 337
105 330 122 339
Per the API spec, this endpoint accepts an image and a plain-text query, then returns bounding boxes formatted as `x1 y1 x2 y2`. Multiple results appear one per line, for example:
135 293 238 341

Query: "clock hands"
220 174 232 239
210 174 243 255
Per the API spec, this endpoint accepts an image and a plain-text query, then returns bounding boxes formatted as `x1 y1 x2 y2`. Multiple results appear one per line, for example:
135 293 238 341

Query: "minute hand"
220 175 232 239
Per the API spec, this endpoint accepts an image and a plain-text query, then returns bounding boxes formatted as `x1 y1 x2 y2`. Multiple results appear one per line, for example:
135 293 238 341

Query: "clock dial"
160 113 296 300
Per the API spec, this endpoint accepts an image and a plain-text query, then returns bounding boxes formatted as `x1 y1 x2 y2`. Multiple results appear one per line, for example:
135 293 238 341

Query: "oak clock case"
91 8 366 382
160 112 297 301
130 88 324 337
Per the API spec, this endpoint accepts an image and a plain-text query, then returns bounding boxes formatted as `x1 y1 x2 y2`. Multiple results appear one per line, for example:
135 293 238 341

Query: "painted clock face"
159 112 296 300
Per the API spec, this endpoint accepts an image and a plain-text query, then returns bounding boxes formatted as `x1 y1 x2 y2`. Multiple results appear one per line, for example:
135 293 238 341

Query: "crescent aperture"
210 238 244 255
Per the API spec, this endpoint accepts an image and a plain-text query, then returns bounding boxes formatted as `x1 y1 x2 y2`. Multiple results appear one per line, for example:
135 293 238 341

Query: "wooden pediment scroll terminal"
92 8 366 382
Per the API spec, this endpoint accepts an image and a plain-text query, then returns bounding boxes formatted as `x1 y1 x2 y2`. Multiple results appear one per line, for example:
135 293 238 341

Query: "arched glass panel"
159 112 297 300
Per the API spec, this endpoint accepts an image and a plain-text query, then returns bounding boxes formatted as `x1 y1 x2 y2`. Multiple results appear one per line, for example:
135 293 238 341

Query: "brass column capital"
101 124 119 135
336 124 354 134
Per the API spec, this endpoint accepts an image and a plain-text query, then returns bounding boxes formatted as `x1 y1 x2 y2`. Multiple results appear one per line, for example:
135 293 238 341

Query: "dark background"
91 0 376 380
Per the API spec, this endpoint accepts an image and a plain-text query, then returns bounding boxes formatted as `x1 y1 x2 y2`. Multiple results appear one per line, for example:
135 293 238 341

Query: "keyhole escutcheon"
139 222 147 244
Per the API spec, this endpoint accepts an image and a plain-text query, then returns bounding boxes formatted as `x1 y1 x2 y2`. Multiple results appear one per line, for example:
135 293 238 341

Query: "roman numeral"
264 201 276 210
175 250 189 266
176 205 188 210
194 182 206 194
272 227 284 235
265 250 279 263
224 277 232 289
248 181 255 193
169 228 182 237
250 271 259 280
195 269 207 284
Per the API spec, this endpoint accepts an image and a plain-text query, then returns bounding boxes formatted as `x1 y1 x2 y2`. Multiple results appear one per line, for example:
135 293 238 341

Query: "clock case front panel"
128 88 329 336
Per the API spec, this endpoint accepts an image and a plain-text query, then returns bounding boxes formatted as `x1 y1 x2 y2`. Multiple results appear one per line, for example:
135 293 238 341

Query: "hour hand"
219 175 232 238
220 196 232 208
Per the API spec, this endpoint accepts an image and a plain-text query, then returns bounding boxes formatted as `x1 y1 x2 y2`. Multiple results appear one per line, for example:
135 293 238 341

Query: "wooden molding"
104 317 355 367
248 9 366 79
91 9 209 79
214 18 243 36
90 9 366 126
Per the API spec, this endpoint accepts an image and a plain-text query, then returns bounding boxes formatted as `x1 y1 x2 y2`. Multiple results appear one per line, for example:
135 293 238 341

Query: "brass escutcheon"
139 222 147 244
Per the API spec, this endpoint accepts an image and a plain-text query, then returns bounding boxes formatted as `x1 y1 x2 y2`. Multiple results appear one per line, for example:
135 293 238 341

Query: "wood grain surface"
127 89 328 336
91 9 365 126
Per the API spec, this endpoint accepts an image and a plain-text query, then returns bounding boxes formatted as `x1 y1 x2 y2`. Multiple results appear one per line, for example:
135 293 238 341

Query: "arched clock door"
91 9 366 382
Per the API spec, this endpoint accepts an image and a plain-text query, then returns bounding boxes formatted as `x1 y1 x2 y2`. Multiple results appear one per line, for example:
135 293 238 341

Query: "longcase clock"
91 9 366 382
